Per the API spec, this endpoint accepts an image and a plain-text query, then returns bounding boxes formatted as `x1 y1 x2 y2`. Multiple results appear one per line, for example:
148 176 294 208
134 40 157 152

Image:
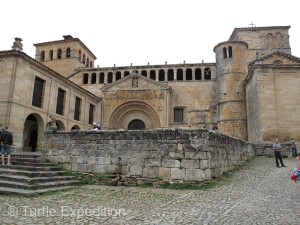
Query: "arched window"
167 69 174 81
66 48 71 58
91 73 96 84
49 50 53 60
128 119 145 130
124 71 130 77
177 69 183 80
267 33 274 49
82 54 86 64
195 68 201 80
90 61 93 68
150 70 156 80
86 58 89 67
78 50 82 62
99 72 105 84
228 46 233 58
116 71 121 80
275 32 282 48
223 47 227 59
40 51 45 61
83 73 89 84
186 68 192 80
204 68 211 80
57 49 62 59
107 72 113 83
141 70 147 77
159 70 165 81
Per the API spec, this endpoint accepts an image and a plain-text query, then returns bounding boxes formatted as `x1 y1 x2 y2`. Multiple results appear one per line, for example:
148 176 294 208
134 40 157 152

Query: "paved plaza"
0 156 299 225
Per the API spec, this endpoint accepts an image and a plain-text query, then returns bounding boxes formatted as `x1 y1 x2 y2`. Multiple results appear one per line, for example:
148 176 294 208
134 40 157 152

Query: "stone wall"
43 129 254 184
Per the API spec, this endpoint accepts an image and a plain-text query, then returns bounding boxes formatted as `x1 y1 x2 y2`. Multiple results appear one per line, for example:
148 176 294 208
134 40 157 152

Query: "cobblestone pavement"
0 156 299 225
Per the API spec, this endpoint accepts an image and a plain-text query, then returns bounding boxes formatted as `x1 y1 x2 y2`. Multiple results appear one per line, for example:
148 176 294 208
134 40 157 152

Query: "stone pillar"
121 71 124 79
104 72 108 84
183 69 186 81
174 69 177 81
155 70 159 81
164 70 168 82
87 73 91 84
112 72 116 82
192 68 195 81
96 73 100 84
147 70 150 78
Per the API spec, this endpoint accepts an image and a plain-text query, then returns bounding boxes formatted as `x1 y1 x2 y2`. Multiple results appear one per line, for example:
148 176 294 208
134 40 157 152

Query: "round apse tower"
213 41 248 140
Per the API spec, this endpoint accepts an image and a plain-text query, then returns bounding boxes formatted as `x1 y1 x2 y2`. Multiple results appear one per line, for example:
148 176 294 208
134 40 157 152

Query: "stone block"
185 151 208 160
96 157 111 165
181 159 200 169
162 159 180 168
142 166 159 178
171 168 185 180
121 166 129 175
185 169 205 181
169 152 184 160
129 166 143 176
107 165 121 174
93 165 108 173
204 169 212 180
200 160 210 169
144 158 161 167
158 167 171 180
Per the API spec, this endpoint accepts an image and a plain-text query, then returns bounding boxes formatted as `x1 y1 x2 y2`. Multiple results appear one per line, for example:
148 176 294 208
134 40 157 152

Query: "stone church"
0 25 299 151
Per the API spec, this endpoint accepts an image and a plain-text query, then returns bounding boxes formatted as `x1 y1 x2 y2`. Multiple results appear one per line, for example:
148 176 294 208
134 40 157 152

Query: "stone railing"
43 129 254 184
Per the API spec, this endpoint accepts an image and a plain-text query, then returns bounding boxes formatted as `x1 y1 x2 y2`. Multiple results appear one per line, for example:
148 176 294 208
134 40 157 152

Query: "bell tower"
33 35 97 77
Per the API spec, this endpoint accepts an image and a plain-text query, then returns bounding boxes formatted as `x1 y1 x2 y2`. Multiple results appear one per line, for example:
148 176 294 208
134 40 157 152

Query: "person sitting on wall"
92 122 101 131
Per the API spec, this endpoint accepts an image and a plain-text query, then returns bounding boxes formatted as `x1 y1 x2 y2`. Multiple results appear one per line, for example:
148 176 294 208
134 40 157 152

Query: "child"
291 156 300 182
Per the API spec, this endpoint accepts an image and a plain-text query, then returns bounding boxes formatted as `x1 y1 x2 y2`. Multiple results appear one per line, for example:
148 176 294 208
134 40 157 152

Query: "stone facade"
0 51 101 150
0 25 299 153
43 129 254 183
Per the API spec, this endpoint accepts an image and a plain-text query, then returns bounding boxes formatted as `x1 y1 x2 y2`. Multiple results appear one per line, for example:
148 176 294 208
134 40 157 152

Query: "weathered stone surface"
185 169 205 181
143 167 159 178
171 168 185 180
129 166 143 176
181 159 200 169
162 159 181 168
158 167 171 180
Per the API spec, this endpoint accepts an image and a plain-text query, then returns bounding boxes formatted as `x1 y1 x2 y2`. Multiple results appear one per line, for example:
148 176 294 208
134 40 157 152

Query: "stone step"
11 157 44 163
0 186 79 196
11 161 56 167
0 174 76 184
11 153 42 159
0 179 80 190
5 165 61 171
0 168 65 177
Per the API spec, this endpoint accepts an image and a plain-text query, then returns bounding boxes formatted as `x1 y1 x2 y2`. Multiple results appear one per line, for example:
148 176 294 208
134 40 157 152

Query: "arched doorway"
108 101 160 130
128 119 146 130
23 113 44 152
56 120 65 131
71 125 80 131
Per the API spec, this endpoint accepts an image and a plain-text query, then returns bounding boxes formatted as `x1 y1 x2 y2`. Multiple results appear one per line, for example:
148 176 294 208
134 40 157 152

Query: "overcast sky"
1 0 299 67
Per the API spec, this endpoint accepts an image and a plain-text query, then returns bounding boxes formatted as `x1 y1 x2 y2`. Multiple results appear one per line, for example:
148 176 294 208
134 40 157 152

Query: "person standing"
273 138 286 168
0 126 13 166
290 138 298 158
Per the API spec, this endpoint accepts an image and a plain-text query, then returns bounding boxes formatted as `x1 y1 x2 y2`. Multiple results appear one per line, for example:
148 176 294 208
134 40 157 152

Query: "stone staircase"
0 153 80 196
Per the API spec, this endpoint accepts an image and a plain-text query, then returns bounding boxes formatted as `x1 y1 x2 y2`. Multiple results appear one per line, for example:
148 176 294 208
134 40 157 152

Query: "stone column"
192 68 195 81
155 70 159 81
104 72 108 84
164 70 168 82
147 70 150 78
183 69 186 81
87 73 91 84
121 71 124 79
112 72 116 82
96 73 100 84
174 69 177 81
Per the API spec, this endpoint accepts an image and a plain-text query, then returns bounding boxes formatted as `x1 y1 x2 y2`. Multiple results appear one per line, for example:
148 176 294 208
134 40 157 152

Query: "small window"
82 54 86 64
66 48 71 58
174 108 183 123
195 68 201 80
78 50 82 62
204 68 211 80
89 104 95 124
177 69 183 80
91 73 96 84
99 72 105 84
223 47 227 59
32 77 45 108
83 73 89 84
57 49 62 59
49 50 53 60
40 51 45 61
56 88 65 115
228 46 233 58
186 68 192 80
74 97 81 121
86 58 89 67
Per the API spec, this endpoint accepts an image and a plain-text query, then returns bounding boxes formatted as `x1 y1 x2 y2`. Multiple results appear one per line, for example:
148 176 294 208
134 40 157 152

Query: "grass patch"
161 182 214 190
